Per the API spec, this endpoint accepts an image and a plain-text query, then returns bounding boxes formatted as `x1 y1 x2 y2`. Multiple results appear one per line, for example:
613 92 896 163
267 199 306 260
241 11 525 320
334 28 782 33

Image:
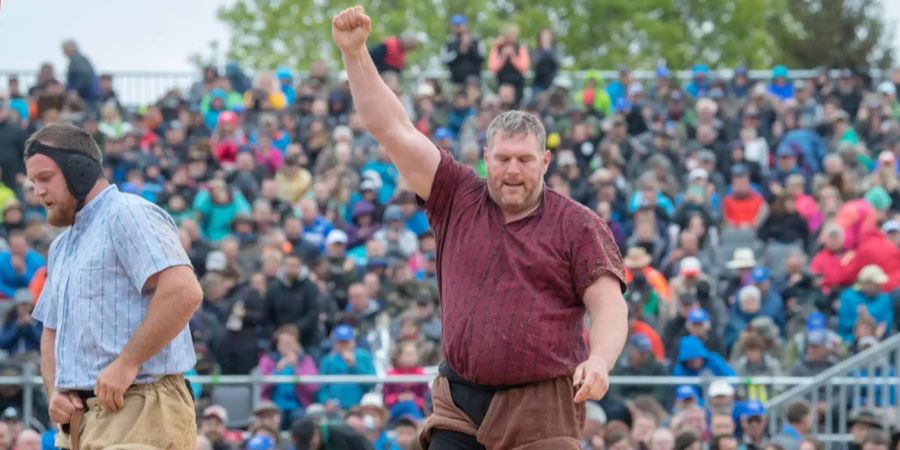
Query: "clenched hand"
332 6 372 53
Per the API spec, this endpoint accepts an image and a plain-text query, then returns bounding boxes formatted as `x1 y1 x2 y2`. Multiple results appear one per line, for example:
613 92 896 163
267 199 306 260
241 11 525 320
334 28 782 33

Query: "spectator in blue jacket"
0 233 45 299
0 289 41 357
317 324 376 410
838 265 894 341
748 267 786 328
673 335 736 377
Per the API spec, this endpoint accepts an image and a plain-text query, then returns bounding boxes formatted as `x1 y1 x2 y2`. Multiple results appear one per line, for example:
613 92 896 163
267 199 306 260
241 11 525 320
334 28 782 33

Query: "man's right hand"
49 391 83 425
332 6 372 53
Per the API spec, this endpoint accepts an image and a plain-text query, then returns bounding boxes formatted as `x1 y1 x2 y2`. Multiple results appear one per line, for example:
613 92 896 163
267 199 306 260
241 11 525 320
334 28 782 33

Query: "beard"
46 196 77 227
487 177 542 215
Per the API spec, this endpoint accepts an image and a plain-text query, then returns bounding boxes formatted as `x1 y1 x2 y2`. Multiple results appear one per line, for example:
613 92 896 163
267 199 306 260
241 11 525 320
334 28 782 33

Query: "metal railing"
10 349 900 439
7 361 816 432
0 67 887 109
766 332 900 445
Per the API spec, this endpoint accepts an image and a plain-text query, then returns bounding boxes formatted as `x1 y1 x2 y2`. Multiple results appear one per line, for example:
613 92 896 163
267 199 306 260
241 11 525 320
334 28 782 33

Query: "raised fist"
332 6 372 53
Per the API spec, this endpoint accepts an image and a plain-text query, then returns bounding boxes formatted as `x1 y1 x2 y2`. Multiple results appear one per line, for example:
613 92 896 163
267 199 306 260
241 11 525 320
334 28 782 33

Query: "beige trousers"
55 374 197 450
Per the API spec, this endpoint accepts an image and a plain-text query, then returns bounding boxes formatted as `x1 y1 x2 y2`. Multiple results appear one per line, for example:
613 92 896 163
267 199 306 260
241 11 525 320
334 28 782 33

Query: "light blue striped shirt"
32 185 196 390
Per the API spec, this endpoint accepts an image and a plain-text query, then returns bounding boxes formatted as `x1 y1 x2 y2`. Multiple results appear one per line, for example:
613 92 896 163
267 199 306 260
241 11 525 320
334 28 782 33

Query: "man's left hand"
94 358 139 412
573 356 611 403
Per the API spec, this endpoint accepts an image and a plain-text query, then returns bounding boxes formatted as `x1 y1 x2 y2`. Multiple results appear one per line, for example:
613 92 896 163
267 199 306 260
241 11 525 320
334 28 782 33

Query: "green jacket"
574 70 613 116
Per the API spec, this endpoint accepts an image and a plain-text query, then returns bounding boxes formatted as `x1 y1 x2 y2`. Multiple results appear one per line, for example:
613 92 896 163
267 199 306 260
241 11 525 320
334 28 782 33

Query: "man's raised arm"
332 6 441 201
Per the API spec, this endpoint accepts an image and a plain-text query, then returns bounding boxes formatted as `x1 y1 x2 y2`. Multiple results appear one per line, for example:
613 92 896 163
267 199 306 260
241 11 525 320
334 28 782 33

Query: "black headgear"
25 141 102 208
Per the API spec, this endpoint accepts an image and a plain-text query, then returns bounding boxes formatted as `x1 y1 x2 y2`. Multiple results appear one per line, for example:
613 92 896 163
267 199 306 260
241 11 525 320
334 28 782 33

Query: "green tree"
216 0 789 72
769 0 895 69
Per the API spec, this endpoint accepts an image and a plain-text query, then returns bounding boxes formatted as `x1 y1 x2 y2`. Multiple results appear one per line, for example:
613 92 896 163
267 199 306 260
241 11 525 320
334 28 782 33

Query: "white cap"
325 229 349 246
878 81 896 95
360 392 384 408
709 380 735 397
205 251 227 272
679 257 702 276
689 168 709 180
882 220 900 234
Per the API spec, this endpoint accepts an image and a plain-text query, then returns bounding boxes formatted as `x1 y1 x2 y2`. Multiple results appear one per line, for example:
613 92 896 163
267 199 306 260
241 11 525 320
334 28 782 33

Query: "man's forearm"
118 277 201 368
588 296 629 367
341 46 413 138
40 328 56 395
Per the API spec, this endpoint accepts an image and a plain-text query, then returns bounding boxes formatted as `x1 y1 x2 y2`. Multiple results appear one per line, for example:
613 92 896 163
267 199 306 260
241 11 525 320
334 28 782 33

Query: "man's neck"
83 180 111 206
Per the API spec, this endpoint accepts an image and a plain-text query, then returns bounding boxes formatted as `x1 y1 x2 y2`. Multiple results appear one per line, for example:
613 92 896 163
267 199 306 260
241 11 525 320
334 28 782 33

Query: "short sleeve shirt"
418 147 625 386
33 185 196 390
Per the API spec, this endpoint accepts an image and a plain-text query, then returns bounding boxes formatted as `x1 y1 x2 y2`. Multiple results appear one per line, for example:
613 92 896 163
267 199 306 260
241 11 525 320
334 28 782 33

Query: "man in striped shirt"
25 124 202 449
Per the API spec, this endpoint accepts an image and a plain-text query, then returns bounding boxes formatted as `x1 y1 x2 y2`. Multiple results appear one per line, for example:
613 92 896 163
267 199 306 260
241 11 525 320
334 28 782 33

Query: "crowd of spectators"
0 14 900 450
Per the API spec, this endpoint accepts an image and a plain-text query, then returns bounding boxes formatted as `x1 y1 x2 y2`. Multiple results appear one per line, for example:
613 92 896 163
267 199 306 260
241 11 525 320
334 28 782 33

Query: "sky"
2 0 900 75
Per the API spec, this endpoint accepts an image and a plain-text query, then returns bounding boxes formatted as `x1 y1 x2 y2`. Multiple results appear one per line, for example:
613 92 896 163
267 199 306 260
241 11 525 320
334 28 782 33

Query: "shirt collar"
73 185 118 231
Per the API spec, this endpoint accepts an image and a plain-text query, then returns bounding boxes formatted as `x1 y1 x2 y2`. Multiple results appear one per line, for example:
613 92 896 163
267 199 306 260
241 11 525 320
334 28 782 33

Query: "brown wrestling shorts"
420 366 585 449
56 374 196 450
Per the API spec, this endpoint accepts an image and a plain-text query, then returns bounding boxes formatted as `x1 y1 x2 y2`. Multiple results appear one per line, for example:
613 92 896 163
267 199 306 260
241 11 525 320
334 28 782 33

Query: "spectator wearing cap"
738 400 769 449
624 246 672 304
849 410 884 450
672 385 700 416
747 267 786 327
707 380 736 416
0 289 41 357
443 15 484 85
248 401 284 443
783 311 843 369
667 254 722 328
374 205 418 258
790 329 837 376
723 165 768 230
608 334 668 408
0 232 45 299
683 307 723 356
883 219 900 246
259 325 319 429
672 335 735 377
837 265 893 341
200 405 234 450
317 324 376 410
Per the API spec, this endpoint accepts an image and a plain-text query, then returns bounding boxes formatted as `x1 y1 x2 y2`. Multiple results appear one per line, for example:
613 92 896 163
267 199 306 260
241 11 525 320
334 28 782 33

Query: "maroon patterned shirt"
418 147 626 386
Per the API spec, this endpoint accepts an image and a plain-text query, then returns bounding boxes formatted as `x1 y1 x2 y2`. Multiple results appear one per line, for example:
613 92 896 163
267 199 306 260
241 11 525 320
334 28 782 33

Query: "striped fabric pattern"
32 185 196 390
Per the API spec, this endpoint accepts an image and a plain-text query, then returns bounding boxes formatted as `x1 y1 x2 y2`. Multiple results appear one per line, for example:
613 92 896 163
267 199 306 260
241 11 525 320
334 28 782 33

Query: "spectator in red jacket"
834 225 900 292
810 224 849 295
383 341 428 417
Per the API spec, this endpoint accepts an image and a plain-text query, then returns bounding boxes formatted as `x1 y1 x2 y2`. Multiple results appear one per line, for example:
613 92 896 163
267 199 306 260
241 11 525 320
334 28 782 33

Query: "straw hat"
857 264 889 285
726 248 757 270
623 247 653 269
